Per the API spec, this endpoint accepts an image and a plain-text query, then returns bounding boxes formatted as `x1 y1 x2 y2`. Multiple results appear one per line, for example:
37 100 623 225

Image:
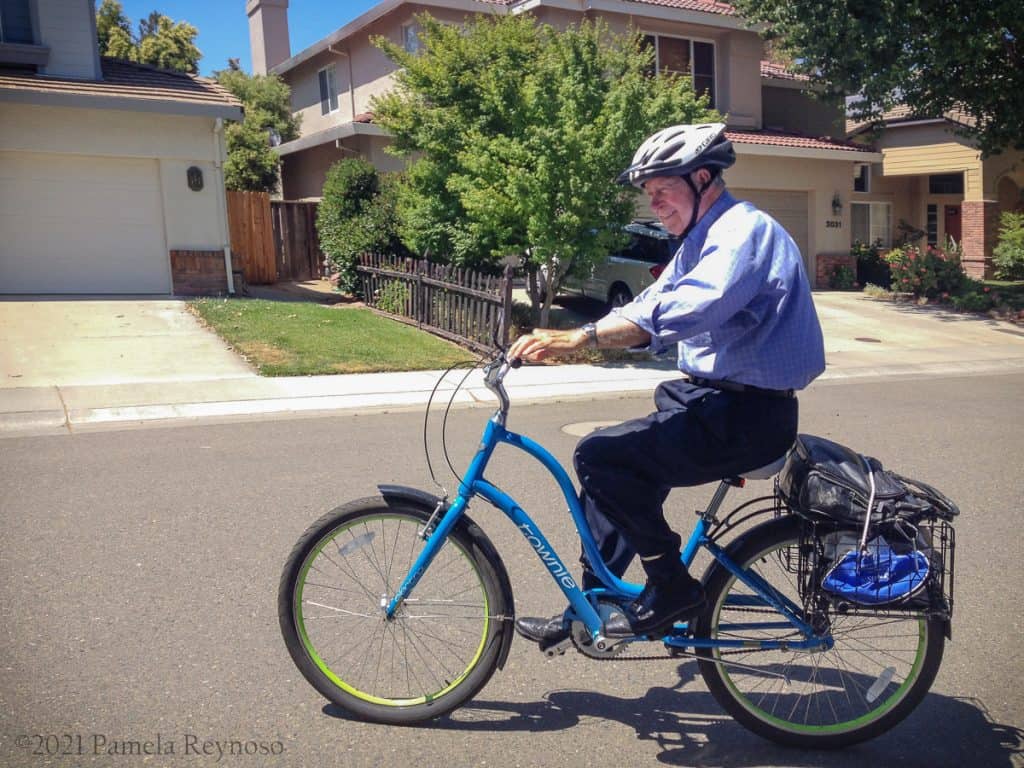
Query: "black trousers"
573 378 798 587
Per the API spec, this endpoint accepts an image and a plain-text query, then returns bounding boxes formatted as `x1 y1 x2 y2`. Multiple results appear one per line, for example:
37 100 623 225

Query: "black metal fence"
356 254 513 352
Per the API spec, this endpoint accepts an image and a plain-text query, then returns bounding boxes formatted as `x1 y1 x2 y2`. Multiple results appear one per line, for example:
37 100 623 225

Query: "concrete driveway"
0 297 254 388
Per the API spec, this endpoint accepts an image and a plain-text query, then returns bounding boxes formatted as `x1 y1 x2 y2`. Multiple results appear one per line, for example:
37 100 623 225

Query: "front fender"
377 484 517 670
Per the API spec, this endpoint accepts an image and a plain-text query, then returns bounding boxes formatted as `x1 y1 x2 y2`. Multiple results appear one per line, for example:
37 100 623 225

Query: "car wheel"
607 283 633 309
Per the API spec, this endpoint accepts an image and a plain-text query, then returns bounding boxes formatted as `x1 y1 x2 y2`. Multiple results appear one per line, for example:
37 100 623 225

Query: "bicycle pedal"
542 637 572 657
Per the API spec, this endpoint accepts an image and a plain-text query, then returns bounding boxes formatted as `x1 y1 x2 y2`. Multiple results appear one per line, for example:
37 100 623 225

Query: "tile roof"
760 61 810 82
726 129 876 153
476 0 736 14
0 57 241 115
846 104 976 134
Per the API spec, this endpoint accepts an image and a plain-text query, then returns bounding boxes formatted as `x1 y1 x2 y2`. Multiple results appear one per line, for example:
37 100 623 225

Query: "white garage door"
0 152 169 294
731 189 810 273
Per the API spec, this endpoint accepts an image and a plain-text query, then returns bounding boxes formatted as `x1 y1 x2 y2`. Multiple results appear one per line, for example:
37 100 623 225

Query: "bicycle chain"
577 605 809 662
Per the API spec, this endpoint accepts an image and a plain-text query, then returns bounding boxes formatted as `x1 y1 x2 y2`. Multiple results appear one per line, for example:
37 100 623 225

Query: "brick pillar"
961 200 1000 279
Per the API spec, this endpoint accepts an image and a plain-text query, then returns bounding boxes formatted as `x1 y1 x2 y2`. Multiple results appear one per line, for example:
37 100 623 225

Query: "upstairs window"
0 0 34 44
929 173 964 195
642 34 715 106
318 65 338 115
853 164 870 193
402 23 421 54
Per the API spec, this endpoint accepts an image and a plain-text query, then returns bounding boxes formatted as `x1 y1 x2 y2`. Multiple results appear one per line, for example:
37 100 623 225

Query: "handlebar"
482 353 521 422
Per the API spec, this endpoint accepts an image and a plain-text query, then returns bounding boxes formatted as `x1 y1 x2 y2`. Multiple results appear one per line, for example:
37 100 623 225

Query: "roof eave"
733 140 881 163
0 88 243 121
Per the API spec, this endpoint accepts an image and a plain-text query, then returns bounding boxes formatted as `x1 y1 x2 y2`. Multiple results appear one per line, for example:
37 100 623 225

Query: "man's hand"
507 316 651 363
508 328 585 363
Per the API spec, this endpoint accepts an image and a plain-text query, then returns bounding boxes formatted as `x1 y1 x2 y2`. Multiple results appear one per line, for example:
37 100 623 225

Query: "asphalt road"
1 373 1022 768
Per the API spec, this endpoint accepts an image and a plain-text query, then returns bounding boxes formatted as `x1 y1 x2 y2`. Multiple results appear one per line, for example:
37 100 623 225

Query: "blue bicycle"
279 353 955 747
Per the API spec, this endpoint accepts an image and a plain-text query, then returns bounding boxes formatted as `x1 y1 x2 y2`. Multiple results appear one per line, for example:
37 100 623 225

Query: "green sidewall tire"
694 515 945 748
278 497 512 724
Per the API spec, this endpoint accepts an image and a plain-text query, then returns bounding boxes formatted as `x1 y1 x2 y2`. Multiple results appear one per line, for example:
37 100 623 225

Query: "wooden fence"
356 255 513 352
226 190 276 285
271 201 323 282
226 191 324 286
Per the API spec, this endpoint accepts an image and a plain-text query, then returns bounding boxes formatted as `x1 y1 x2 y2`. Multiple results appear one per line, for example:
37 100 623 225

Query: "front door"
944 205 962 245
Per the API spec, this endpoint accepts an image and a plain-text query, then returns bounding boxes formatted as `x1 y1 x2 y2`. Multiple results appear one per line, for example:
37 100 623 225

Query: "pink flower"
908 252 916 261
983 286 991 293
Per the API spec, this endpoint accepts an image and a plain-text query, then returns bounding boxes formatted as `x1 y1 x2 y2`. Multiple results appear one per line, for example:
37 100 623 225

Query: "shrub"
885 243 966 298
950 284 998 313
852 240 891 288
992 211 1024 280
317 160 410 296
828 263 857 290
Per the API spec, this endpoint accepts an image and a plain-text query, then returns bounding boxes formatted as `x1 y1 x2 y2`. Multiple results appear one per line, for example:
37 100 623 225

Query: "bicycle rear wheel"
694 516 945 748
279 497 513 724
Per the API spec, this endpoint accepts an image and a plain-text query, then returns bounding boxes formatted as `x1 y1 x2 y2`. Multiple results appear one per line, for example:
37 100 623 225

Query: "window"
926 204 938 246
642 34 715 106
853 164 870 193
851 202 891 247
928 173 964 195
0 0 34 44
318 65 338 115
402 23 421 54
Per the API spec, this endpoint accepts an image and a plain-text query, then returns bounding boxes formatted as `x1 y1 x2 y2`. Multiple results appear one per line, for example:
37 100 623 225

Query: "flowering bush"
885 243 966 298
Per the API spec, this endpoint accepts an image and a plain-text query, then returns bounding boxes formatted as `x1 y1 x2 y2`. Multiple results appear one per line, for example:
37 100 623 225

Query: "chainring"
570 600 630 659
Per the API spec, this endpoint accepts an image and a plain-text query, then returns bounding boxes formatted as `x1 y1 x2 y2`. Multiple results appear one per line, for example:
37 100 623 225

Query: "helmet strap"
680 169 715 239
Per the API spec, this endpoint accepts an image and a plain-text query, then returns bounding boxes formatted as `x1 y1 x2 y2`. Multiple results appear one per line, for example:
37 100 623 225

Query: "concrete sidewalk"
2 292 1023 436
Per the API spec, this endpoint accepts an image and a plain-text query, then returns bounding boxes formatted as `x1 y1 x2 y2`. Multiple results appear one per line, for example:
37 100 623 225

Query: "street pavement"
1 290 1024 436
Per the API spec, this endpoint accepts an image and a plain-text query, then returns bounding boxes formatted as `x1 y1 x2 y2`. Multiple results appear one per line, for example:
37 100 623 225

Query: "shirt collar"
686 189 738 249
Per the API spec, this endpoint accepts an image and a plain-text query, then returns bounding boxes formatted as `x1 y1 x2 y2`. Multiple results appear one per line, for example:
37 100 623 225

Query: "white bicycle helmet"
617 123 736 237
617 123 735 187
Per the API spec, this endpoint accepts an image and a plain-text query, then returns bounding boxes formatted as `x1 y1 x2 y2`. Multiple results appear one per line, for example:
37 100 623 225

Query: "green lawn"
189 298 474 376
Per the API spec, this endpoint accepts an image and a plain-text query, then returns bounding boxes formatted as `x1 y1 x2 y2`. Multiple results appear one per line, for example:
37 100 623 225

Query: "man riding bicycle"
509 122 826 646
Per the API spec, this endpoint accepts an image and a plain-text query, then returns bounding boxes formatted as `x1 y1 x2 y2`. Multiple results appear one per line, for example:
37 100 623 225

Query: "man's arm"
508 315 651 362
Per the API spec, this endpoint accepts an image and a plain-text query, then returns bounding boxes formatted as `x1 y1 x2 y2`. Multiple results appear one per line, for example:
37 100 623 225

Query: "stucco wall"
0 103 229 253
762 85 844 138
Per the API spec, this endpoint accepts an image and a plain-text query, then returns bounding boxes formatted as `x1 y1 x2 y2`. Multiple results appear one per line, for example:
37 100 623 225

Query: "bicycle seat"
741 454 788 480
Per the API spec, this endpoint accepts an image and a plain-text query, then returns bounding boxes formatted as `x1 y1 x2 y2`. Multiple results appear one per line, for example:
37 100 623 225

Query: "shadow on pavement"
323 662 1024 767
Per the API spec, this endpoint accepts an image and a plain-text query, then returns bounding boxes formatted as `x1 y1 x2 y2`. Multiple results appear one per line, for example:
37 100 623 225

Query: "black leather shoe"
514 613 571 648
604 572 706 638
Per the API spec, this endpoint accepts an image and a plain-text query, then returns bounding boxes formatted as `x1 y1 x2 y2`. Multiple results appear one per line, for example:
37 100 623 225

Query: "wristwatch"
581 322 599 348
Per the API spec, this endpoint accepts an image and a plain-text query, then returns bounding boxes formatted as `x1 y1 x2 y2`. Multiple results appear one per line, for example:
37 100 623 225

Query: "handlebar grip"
508 356 522 369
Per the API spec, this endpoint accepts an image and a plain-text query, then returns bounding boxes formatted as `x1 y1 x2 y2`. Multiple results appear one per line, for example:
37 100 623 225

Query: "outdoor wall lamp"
831 193 843 216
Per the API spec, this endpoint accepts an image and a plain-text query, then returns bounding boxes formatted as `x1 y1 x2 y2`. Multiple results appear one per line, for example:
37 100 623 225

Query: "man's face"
643 175 697 236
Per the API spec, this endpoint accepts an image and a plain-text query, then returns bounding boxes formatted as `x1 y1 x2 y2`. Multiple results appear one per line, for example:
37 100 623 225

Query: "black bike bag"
777 434 957 525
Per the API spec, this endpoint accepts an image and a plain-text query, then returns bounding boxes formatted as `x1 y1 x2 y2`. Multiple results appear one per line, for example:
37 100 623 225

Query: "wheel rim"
293 513 491 707
709 538 930 736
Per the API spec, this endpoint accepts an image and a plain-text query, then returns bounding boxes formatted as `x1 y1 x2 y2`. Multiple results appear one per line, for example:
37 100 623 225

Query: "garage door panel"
0 152 169 294
731 188 810 273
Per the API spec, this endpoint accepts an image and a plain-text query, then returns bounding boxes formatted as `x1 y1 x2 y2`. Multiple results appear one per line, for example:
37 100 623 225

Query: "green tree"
992 211 1024 280
135 15 201 73
214 64 301 192
732 0 1023 157
373 14 718 324
95 4 201 74
96 0 131 54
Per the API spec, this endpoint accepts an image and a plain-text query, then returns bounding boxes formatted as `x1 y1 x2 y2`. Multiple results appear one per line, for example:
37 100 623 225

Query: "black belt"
688 376 794 399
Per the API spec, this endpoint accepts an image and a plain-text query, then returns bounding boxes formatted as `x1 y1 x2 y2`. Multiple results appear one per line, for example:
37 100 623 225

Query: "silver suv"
563 221 681 308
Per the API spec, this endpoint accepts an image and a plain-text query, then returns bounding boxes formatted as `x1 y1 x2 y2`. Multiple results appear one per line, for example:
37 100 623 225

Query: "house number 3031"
825 220 842 228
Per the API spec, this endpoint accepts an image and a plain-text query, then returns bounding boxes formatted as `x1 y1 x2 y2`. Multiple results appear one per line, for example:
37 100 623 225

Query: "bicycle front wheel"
279 497 513 724
694 516 945 748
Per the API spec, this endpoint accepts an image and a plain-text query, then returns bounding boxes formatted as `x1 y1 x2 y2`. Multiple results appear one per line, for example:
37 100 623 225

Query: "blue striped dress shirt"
614 190 826 390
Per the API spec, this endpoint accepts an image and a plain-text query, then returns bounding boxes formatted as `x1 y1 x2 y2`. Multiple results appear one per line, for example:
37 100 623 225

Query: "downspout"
213 117 236 295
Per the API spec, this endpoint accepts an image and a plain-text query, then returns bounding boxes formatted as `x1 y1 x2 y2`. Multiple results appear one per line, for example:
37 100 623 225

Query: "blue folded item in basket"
822 543 930 605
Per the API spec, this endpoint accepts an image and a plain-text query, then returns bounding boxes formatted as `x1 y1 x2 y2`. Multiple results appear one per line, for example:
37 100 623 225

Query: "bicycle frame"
386 359 824 653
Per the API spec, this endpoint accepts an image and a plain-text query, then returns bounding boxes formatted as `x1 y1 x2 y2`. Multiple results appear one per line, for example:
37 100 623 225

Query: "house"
0 0 242 295
249 0 881 286
847 106 1024 279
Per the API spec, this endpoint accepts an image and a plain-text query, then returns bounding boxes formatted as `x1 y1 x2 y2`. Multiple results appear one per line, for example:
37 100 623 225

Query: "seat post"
699 478 740 523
